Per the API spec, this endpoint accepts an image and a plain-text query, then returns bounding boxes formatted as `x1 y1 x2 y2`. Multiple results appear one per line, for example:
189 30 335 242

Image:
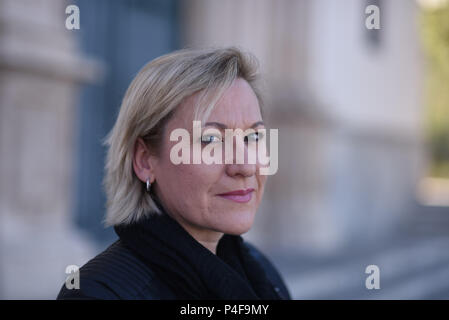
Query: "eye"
244 131 264 143
201 134 222 144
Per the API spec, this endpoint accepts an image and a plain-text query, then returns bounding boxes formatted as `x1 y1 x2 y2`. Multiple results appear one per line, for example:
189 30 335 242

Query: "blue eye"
201 135 222 144
245 131 263 143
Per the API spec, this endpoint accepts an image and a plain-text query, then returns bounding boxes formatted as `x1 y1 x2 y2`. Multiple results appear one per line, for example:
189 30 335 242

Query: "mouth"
217 188 255 203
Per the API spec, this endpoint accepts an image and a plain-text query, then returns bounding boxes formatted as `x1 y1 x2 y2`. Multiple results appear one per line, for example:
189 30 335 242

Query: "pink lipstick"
217 188 255 203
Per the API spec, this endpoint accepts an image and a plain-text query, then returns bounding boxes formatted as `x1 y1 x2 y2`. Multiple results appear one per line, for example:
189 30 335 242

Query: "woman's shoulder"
56 238 291 300
242 241 291 300
56 240 175 300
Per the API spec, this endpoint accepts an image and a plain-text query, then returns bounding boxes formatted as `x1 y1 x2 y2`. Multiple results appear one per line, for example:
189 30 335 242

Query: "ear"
132 137 157 184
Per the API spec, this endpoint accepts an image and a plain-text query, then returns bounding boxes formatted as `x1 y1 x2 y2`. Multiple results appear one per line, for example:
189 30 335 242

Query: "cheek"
156 139 225 204
162 164 227 226
257 175 267 194
160 159 223 201
160 138 223 185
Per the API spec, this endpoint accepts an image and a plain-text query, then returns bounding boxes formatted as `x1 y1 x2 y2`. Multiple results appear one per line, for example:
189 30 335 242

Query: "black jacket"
57 238 290 300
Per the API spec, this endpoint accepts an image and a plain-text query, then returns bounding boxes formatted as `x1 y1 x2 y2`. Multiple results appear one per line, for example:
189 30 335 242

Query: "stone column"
0 0 101 298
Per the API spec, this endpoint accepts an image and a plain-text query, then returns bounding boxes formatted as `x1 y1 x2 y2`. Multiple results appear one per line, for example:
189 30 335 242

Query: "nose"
225 162 256 177
225 134 257 177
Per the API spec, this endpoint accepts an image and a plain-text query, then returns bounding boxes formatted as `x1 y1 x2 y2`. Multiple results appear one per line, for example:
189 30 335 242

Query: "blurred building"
0 0 100 298
183 0 426 253
1 0 447 299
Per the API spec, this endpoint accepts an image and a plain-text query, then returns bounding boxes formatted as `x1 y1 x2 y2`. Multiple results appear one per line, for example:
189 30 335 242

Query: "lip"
217 188 255 203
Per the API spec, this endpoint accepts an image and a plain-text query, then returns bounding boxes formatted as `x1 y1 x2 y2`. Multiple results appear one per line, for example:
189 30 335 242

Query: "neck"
171 214 223 254
179 221 224 255
197 238 221 255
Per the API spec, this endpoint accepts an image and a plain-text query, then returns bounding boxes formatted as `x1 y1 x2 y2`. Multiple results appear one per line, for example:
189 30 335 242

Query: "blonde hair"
103 46 264 226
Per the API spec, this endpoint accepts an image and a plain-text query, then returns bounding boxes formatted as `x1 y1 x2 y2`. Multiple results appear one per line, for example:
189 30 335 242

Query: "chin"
215 211 256 235
224 225 253 236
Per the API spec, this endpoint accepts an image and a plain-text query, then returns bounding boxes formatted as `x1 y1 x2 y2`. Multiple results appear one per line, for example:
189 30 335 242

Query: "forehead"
172 78 262 130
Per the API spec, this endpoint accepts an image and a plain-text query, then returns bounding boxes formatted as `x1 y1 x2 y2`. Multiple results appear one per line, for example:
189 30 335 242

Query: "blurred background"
1 0 449 299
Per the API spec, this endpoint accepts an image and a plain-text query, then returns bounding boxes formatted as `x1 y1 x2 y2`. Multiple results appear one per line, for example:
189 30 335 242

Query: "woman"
57 47 290 300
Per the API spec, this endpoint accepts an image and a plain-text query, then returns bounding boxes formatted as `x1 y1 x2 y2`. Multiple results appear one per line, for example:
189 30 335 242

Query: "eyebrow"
204 121 265 130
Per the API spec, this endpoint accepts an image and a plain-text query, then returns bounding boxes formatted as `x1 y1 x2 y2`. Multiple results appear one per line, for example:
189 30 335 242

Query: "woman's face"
151 78 267 241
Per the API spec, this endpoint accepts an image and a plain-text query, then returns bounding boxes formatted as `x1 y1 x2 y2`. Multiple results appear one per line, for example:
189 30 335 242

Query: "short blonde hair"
103 46 264 226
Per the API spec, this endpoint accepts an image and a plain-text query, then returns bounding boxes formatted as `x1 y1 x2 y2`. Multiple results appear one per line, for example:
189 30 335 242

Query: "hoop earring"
146 178 151 193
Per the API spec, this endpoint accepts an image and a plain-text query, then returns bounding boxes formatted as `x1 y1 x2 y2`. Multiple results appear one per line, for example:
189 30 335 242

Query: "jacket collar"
114 195 281 300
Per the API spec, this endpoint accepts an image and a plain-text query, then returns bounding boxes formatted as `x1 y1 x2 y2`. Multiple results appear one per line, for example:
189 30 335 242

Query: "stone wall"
0 0 100 298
